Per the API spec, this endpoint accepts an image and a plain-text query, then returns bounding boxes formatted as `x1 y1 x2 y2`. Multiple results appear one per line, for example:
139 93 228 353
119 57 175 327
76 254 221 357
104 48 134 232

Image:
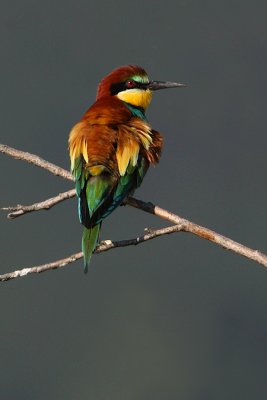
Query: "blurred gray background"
0 1 266 399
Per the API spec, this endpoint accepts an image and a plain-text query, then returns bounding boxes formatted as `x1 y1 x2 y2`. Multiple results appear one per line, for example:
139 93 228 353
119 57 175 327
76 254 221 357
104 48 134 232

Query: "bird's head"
96 65 186 110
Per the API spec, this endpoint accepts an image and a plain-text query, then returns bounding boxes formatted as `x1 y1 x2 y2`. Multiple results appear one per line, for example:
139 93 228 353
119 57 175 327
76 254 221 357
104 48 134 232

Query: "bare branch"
0 143 72 181
1 142 267 281
0 225 183 281
2 189 76 218
3 190 266 268
0 252 83 282
127 197 267 268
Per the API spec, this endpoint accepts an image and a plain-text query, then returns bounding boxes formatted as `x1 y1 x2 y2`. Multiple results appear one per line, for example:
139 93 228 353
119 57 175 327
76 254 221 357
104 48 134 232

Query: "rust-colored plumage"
69 65 185 271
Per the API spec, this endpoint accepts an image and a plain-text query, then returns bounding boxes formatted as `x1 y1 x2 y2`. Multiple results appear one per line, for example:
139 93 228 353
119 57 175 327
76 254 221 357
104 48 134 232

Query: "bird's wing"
69 99 163 228
69 119 152 228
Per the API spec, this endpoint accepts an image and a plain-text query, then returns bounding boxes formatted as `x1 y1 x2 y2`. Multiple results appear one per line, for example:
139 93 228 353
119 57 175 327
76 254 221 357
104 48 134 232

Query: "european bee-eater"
69 65 186 272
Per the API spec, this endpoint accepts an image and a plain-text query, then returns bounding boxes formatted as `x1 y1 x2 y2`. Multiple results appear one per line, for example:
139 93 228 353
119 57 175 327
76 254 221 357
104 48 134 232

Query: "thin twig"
0 144 72 181
0 252 83 282
1 143 267 282
2 189 76 218
0 225 183 281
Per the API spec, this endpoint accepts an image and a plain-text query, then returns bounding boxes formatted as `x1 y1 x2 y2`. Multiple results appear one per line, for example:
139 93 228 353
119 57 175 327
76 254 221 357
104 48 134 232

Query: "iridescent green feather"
72 157 88 195
123 103 147 121
137 157 148 187
72 142 148 271
82 224 101 273
86 177 110 217
98 158 147 222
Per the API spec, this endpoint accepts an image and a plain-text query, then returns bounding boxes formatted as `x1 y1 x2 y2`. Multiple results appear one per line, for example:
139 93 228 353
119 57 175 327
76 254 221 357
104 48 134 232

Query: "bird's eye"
125 80 136 89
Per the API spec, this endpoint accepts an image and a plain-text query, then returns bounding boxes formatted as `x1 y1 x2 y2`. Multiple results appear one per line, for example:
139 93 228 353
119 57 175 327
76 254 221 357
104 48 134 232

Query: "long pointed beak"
147 80 187 90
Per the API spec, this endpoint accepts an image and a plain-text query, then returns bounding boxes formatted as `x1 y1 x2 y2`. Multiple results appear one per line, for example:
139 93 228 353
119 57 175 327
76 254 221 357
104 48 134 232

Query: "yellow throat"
117 88 152 109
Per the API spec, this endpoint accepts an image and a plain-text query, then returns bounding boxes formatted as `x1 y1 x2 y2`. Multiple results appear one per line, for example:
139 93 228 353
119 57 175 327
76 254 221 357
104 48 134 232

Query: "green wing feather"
72 154 149 270
86 177 111 217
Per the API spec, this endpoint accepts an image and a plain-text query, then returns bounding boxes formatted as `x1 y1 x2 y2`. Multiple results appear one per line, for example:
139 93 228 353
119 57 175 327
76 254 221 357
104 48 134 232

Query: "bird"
69 65 186 272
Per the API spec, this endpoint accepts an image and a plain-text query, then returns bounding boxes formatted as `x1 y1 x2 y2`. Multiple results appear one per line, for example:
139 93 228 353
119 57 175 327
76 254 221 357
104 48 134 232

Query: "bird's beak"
147 80 187 90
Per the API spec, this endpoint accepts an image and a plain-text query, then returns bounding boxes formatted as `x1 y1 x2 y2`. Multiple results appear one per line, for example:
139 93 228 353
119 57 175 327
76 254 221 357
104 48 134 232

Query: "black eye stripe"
110 80 148 96
110 82 125 96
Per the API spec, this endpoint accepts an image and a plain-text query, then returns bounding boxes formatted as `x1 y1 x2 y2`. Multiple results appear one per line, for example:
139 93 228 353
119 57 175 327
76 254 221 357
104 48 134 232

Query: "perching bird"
69 65 186 272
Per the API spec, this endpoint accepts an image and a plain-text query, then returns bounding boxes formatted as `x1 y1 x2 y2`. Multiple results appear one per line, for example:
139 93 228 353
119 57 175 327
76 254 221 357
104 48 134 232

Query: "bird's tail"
82 224 101 273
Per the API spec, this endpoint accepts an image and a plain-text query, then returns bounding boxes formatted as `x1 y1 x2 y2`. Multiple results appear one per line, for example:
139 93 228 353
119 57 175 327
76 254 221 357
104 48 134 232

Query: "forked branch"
0 143 266 282
0 225 186 282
